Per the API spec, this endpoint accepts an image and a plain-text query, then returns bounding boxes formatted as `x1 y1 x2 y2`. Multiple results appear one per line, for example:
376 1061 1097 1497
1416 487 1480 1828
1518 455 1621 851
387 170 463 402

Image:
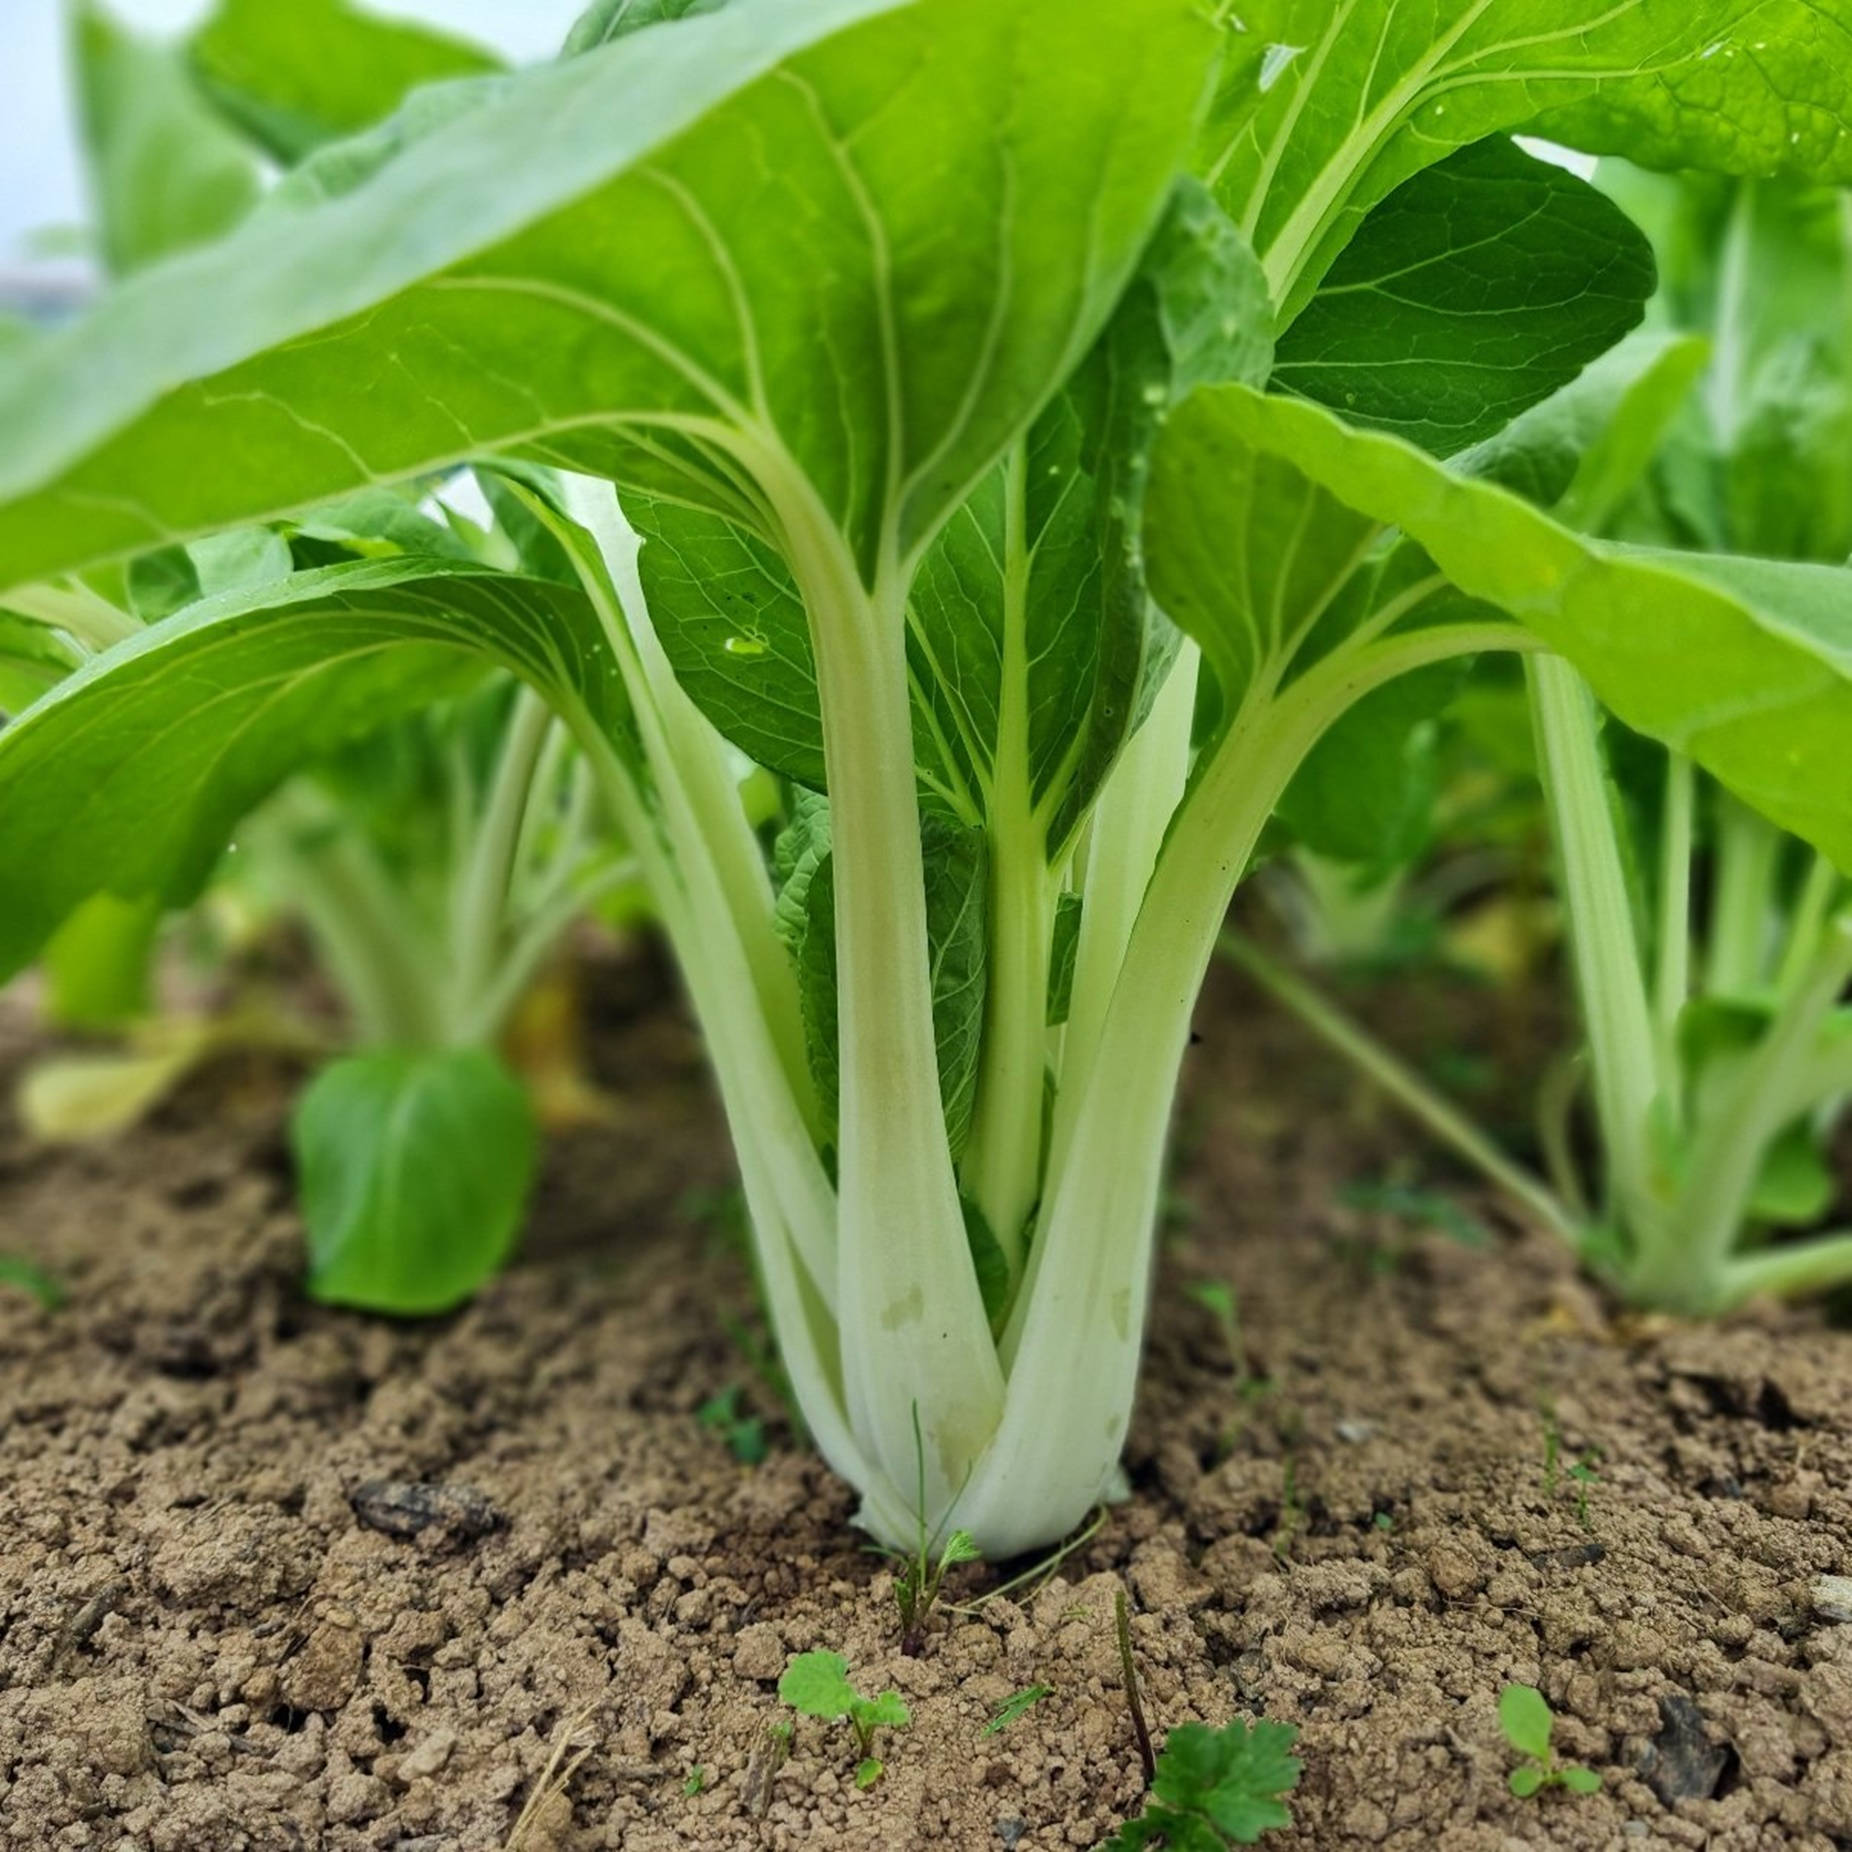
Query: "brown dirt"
2 941 1851 1852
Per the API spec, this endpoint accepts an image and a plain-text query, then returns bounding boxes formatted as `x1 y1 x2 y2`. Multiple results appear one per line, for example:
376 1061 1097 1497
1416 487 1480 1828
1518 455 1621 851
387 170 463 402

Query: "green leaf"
563 0 730 57
1110 1717 1301 1849
1045 892 1082 1027
1534 3 1852 190
636 176 1273 842
1201 0 1848 322
960 1196 1011 1327
1458 331 1711 526
1275 661 1466 875
1498 1684 1555 1761
0 1256 66 1312
188 0 503 164
1508 1763 1546 1798
71 0 262 277
786 807 989 1156
982 1684 1053 1736
293 1047 537 1314
40 892 161 1029
0 558 621 982
1560 1764 1603 1794
0 0 1218 594
1150 384 1852 874
777 1650 859 1722
0 613 81 712
1274 138 1656 456
855 1690 910 1731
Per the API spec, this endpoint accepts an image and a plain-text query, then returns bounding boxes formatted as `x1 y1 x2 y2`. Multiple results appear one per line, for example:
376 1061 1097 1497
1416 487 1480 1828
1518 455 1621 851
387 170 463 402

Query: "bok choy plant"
1 0 1850 1554
1228 168 1852 1316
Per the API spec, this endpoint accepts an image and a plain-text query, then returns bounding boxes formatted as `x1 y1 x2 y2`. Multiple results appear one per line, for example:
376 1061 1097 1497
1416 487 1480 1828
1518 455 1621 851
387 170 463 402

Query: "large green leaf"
71 0 262 277
0 558 620 979
189 0 503 164
773 800 989 1156
1272 138 1656 456
293 1048 537 1314
638 179 1273 839
1149 384 1852 871
1202 0 1851 321
0 0 1217 594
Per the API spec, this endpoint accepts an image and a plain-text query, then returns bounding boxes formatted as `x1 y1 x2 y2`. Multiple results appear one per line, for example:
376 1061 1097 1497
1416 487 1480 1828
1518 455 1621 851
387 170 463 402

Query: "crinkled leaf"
1107 1717 1301 1849
1201 0 1850 322
188 0 501 164
1273 138 1656 456
293 1048 537 1314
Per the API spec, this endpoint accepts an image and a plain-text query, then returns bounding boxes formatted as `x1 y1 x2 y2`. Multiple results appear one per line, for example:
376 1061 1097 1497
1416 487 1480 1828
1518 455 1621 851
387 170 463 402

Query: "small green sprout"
1540 1399 1563 1496
1372 1510 1394 1533
696 1383 768 1465
1185 1278 1243 1371
778 1651 910 1788
1272 1456 1302 1563
1566 1457 1599 1531
1103 1716 1303 1848
984 1684 1054 1737
1499 1685 1601 1798
682 1766 705 1796
893 1525 980 1654
0 1255 65 1311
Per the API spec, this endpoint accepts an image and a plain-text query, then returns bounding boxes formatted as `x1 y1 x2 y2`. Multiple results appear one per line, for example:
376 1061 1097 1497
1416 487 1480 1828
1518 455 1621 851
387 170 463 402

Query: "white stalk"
772 473 1004 1518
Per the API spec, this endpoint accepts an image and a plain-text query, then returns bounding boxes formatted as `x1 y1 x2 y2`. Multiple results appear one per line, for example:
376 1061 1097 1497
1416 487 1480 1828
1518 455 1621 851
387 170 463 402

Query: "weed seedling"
983 1684 1054 1737
884 1405 982 1652
1103 1713 1302 1848
1185 1277 1244 1372
1566 1457 1599 1531
696 1384 767 1466
1540 1400 1563 1498
681 1766 705 1797
1272 1456 1302 1564
1499 1685 1601 1798
778 1651 910 1790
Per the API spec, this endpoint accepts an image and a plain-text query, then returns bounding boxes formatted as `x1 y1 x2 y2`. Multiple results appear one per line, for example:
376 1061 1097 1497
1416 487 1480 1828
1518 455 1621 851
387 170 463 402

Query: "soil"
3 937 1851 1852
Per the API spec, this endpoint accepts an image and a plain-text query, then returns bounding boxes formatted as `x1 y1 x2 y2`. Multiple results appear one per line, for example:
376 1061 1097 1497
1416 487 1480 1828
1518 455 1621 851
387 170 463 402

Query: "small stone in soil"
350 1479 503 1543
1813 1574 1852 1624
996 1820 1027 1849
1526 1542 1606 1571
1639 1693 1730 1805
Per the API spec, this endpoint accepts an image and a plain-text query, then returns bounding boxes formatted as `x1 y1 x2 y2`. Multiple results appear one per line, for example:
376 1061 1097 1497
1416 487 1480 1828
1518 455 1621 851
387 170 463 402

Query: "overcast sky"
1 0 587 255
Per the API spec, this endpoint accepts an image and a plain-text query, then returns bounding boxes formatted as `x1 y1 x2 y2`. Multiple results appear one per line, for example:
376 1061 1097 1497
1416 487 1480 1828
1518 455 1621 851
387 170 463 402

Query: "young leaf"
1560 1765 1603 1794
983 1685 1053 1737
188 0 502 164
777 1651 861 1722
1508 1763 1546 1798
0 1256 66 1312
71 0 262 277
1497 1684 1555 1762
1273 138 1657 456
292 1047 537 1314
